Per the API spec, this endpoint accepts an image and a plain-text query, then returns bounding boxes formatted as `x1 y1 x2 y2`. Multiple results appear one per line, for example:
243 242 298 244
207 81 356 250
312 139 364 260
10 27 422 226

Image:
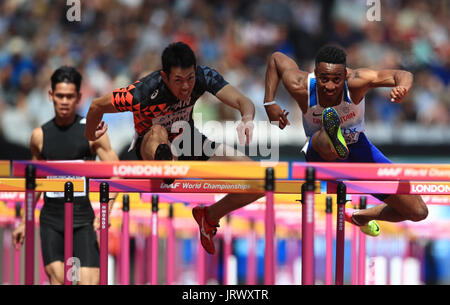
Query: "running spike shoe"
322 107 349 159
360 220 381 237
192 206 220 255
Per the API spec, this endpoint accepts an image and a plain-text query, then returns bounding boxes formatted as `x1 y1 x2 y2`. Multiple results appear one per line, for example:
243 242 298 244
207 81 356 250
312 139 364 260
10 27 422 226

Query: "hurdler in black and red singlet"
111 65 228 160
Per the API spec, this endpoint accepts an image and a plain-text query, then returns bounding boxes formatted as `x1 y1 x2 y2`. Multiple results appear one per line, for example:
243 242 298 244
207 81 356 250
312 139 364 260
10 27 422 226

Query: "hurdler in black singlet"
40 114 95 231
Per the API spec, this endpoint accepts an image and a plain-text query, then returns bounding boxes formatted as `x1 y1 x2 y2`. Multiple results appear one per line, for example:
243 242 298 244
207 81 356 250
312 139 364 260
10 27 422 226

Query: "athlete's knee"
408 200 428 222
148 124 168 138
401 196 428 222
45 263 64 284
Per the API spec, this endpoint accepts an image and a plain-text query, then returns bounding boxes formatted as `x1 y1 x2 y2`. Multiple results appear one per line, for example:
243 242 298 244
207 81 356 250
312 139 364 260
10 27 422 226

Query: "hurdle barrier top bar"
89 178 450 195
292 162 450 181
13 161 289 179
89 179 319 194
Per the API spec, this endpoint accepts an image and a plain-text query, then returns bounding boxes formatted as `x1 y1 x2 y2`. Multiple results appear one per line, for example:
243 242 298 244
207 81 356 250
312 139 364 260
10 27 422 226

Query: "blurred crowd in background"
0 0 448 155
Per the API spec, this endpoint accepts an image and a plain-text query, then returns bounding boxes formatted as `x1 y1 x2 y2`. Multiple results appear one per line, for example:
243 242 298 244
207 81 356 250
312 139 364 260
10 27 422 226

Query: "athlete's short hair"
162 41 197 75
51 66 82 92
315 45 347 66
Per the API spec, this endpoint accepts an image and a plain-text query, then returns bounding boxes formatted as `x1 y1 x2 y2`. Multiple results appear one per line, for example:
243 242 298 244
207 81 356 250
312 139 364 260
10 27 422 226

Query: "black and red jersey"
111 65 228 140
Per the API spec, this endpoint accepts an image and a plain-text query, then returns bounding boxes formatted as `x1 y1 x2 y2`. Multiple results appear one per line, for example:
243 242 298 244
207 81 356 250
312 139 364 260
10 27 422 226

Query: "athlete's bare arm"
85 93 118 141
264 52 309 129
29 127 44 204
347 68 414 104
12 127 45 249
215 84 255 145
90 134 119 162
90 133 119 230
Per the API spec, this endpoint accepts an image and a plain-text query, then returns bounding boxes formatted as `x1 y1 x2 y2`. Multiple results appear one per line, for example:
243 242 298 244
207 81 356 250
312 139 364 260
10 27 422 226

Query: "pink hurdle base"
151 212 158 285
325 212 333 285
64 200 73 285
351 225 358 285
302 190 315 285
25 188 34 285
99 201 109 285
335 203 346 285
121 210 130 285
358 230 366 285
264 190 275 285
166 216 175 285
246 223 257 285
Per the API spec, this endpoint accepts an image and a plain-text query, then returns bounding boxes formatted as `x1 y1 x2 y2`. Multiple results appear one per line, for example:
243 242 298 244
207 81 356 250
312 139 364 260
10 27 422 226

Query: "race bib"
45 160 87 198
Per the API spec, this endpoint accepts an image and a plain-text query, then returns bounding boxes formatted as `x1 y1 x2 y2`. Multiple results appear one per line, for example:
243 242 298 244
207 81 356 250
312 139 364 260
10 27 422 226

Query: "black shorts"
40 222 100 267
135 127 218 161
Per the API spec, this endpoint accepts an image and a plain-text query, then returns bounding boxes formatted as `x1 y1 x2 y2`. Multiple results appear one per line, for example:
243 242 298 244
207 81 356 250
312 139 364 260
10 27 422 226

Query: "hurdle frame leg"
121 195 130 285
166 203 175 285
151 194 159 285
325 196 333 285
25 165 36 285
64 182 74 285
301 167 315 285
99 182 109 285
264 167 275 285
335 182 346 285
358 196 367 285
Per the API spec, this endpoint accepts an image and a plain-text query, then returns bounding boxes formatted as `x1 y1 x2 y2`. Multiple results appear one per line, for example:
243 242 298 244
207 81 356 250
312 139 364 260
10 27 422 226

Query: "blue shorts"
303 132 391 202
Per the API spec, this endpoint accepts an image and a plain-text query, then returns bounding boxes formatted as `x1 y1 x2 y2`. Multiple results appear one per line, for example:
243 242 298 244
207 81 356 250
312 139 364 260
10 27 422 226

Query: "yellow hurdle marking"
0 161 10 177
0 178 85 192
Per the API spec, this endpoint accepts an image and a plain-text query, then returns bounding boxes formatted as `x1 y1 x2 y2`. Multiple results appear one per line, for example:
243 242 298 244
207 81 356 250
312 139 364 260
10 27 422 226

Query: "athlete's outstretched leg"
352 195 428 224
192 145 264 254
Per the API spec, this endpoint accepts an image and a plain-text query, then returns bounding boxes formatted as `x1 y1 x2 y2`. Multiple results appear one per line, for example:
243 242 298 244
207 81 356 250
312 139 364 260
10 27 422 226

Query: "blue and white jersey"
302 72 365 144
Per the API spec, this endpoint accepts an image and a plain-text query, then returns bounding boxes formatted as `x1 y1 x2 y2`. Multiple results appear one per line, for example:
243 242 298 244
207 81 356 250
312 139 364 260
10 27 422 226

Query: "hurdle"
92 178 316 285
12 160 289 285
9 160 450 285
292 162 450 285
1 165 84 285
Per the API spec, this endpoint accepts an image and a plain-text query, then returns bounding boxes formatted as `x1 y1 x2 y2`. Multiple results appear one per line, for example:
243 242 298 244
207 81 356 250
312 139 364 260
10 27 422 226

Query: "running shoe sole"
322 107 349 159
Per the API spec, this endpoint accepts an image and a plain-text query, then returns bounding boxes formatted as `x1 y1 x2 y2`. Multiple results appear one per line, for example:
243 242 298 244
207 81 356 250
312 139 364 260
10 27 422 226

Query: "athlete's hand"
390 86 409 103
12 223 25 250
94 121 108 139
264 104 290 129
236 117 254 146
